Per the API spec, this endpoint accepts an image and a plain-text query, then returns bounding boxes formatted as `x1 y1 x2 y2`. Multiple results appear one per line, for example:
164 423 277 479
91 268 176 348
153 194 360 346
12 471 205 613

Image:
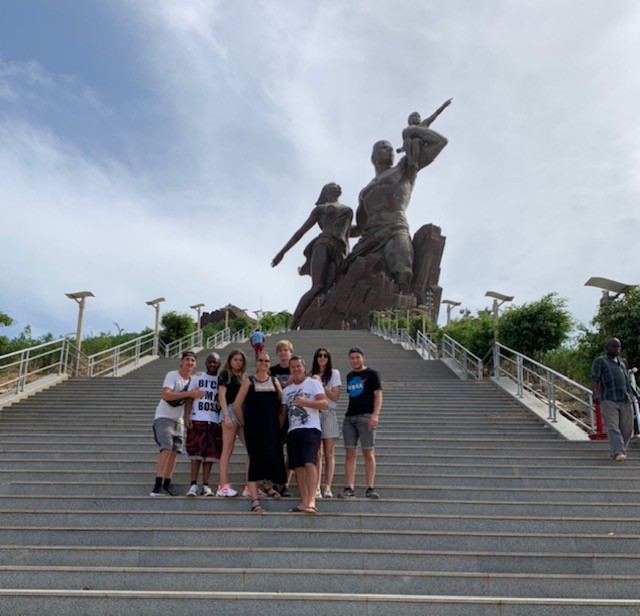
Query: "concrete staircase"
1 330 639 615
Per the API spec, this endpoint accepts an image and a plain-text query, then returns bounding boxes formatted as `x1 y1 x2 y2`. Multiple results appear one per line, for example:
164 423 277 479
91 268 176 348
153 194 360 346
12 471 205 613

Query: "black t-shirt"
270 364 291 389
346 367 381 416
218 369 242 404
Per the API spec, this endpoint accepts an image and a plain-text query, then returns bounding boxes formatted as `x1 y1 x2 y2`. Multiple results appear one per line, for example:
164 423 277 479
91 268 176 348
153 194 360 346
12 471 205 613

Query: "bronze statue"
344 99 451 293
271 182 353 325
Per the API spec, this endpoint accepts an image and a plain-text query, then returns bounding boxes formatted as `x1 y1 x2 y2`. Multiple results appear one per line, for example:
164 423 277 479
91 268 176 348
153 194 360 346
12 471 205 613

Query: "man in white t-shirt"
183 352 223 496
150 351 205 496
281 356 327 513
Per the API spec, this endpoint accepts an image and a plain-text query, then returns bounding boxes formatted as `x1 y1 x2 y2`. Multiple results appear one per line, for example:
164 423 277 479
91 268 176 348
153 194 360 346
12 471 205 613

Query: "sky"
1 0 639 340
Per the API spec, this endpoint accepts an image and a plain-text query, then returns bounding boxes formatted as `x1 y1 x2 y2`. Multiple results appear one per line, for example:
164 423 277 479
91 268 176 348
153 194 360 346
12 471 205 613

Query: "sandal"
288 506 306 513
251 499 265 513
305 506 318 514
266 488 281 500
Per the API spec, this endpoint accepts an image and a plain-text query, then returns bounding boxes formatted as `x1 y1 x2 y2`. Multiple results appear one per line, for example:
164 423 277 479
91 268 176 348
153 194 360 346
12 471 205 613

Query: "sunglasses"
316 352 329 358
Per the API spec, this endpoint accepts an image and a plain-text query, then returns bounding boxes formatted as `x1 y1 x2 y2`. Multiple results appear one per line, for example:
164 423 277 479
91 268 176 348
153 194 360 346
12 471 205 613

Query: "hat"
348 347 365 355
181 351 197 360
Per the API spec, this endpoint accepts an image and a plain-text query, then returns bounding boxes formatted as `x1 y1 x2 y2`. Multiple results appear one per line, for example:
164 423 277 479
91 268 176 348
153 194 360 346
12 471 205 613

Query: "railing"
164 330 204 358
232 328 247 343
398 329 415 350
490 342 594 432
441 334 483 380
0 338 86 396
86 332 156 377
416 331 438 359
206 328 231 349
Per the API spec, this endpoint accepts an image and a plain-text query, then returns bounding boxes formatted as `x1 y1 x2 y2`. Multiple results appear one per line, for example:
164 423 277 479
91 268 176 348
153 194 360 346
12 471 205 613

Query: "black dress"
243 376 286 484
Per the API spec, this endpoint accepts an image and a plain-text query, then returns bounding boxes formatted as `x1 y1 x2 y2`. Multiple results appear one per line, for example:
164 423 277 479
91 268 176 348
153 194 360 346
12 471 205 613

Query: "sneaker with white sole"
149 488 163 497
365 487 380 499
315 489 323 499
322 489 334 498
186 484 199 497
201 485 214 497
216 484 238 497
242 485 251 497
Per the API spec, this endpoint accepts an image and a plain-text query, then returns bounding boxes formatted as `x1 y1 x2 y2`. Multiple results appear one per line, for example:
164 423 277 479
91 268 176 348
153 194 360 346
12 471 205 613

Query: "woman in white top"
311 347 341 498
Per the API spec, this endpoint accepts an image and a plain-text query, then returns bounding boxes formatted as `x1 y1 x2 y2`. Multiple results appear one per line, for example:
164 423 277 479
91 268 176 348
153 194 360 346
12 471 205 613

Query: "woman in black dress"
233 351 286 512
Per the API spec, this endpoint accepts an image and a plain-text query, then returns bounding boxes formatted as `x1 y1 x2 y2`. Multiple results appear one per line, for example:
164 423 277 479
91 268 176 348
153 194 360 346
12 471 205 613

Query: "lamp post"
441 299 461 326
190 303 205 331
485 291 514 339
65 291 94 376
146 297 166 356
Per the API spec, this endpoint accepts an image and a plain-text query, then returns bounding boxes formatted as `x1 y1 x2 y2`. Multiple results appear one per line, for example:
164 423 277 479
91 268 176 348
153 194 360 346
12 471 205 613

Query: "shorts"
223 403 240 426
287 428 321 469
252 342 264 355
320 407 340 439
186 420 223 462
153 417 185 453
342 414 376 450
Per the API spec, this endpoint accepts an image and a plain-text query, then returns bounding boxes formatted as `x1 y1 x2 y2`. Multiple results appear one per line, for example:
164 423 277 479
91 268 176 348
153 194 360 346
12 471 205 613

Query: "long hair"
222 349 247 382
311 348 333 385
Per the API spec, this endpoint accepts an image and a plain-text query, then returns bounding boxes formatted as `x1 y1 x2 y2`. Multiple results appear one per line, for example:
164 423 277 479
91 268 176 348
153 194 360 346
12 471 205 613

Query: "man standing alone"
338 347 382 499
591 337 635 461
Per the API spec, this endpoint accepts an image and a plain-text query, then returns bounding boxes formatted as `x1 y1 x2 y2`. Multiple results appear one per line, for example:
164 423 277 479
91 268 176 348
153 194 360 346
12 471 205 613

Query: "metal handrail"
398 329 415 350
0 338 87 395
164 330 204 358
440 334 483 380
490 342 594 432
232 329 247 343
206 328 231 349
416 331 438 359
86 332 156 377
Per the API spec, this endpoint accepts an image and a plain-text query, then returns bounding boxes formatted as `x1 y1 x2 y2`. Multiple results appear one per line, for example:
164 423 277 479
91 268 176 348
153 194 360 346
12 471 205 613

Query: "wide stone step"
2 525 639 554
1 564 639 599
2 494 636 517
3 543 639 575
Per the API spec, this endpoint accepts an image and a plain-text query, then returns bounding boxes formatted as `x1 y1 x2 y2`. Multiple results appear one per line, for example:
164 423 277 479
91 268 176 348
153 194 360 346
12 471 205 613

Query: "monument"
273 101 451 330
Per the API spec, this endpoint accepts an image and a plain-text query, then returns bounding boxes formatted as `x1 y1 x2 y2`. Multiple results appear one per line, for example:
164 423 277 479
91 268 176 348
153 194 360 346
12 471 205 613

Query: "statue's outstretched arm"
271 209 321 267
416 127 448 171
420 98 452 128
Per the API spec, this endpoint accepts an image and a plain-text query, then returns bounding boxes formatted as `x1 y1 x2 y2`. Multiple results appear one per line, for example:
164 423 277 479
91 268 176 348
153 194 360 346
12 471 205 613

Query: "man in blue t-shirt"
249 328 265 360
338 346 382 499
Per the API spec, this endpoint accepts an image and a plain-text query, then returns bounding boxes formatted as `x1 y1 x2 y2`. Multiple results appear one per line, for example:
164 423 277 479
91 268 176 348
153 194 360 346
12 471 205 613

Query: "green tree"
591 285 640 369
497 293 573 359
0 311 14 327
442 311 494 359
160 311 195 344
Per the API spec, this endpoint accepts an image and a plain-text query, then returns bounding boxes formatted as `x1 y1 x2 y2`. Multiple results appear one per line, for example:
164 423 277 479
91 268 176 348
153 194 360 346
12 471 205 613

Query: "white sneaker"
315 489 323 499
323 489 334 498
186 484 199 497
201 485 214 497
216 484 238 497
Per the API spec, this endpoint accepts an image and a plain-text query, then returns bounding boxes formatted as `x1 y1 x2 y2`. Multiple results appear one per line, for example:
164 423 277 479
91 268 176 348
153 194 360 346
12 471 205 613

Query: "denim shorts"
342 414 376 450
223 403 240 425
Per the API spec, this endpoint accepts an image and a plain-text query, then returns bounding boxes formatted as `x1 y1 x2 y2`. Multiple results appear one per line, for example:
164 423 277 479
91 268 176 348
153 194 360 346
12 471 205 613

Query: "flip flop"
305 506 318 514
288 507 306 513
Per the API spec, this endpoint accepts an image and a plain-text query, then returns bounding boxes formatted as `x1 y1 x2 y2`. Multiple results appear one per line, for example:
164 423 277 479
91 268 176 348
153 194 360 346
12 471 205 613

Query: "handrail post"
546 372 556 422
493 345 500 380
516 355 524 397
461 352 468 381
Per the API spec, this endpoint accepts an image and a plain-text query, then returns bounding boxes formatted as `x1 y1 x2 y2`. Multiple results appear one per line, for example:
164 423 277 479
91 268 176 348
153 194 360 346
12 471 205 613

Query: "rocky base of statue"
293 224 445 330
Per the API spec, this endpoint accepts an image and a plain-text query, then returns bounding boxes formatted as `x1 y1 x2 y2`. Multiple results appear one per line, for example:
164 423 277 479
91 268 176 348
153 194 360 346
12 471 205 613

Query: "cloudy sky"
1 0 639 340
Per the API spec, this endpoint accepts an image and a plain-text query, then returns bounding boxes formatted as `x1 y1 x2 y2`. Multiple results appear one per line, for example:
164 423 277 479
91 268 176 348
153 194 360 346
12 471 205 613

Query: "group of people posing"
150 339 382 514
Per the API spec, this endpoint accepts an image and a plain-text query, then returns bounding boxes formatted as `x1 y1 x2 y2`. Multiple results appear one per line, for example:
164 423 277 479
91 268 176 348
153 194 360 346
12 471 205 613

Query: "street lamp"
485 291 514 339
441 299 461 326
190 303 205 331
65 291 94 352
584 277 633 306
146 297 166 356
